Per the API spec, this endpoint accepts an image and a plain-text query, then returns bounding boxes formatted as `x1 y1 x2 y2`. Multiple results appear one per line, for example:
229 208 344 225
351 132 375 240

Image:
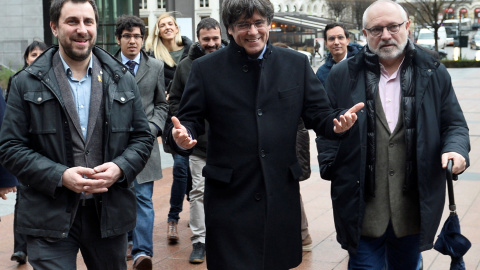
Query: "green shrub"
441 60 480 68
0 66 16 90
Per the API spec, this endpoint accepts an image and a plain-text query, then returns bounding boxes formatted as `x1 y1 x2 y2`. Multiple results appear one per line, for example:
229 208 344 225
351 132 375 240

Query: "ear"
227 27 233 36
362 29 367 37
116 37 121 45
50 21 58 37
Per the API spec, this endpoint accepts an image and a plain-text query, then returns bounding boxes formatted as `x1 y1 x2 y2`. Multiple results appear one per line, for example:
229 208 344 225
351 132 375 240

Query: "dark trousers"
13 190 27 254
348 223 420 270
26 200 127 270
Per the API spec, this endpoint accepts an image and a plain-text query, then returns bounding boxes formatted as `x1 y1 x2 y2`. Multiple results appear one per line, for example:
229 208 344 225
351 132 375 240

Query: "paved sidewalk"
0 68 479 269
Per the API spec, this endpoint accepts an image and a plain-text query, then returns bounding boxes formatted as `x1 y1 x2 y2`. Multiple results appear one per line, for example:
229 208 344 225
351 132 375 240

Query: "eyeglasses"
365 21 406 37
233 20 267 32
121 34 143 40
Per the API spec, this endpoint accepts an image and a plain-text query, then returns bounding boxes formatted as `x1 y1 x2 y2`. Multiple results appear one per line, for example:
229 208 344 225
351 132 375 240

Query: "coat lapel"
85 55 103 144
52 53 84 142
135 55 148 83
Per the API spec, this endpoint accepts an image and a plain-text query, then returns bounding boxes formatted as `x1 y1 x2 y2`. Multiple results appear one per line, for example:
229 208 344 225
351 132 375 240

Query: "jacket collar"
188 40 229 61
227 38 273 61
28 45 129 83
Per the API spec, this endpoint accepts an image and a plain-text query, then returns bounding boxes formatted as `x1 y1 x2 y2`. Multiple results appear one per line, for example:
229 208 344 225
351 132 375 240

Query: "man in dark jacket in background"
0 94 17 203
317 0 470 269
0 0 153 269
168 17 227 264
316 23 363 85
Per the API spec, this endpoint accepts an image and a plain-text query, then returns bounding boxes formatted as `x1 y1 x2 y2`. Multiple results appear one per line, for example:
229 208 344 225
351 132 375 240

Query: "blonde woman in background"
145 12 193 245
145 12 192 91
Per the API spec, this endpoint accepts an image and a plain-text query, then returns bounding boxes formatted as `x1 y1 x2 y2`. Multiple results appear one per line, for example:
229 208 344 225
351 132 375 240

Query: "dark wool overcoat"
170 40 343 270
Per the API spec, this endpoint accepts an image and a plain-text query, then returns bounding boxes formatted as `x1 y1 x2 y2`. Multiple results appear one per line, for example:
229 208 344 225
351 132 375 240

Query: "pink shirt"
378 61 404 133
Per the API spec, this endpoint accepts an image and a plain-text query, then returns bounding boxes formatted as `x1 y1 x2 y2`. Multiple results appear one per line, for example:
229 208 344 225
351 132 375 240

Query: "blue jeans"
348 223 420 270
131 179 154 259
168 154 190 223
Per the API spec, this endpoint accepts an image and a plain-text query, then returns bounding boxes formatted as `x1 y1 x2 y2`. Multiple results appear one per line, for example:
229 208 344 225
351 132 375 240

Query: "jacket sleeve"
438 65 470 167
150 60 168 136
0 94 18 187
168 61 188 117
0 75 68 197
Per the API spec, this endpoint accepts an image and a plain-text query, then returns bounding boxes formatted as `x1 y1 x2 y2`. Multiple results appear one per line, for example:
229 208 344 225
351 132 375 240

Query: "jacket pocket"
202 164 233 184
278 86 300 99
24 90 57 134
111 90 135 132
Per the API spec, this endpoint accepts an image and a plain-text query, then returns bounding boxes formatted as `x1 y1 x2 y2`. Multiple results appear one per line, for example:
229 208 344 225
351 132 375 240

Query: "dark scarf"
363 41 417 198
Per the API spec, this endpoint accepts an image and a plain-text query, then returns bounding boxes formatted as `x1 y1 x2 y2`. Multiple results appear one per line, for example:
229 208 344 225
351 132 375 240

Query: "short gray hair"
362 0 407 28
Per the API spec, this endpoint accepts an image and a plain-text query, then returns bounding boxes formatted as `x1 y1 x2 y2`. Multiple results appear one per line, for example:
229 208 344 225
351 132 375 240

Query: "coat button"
257 109 263 116
260 149 266 158
389 143 394 147
242 65 249 72
389 170 394 176
254 193 262 201
37 97 42 102
121 97 125 102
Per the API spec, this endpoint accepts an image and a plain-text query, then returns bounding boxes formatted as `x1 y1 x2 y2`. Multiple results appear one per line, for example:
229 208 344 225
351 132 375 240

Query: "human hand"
333 102 364 133
441 152 467 174
62 166 104 194
0 186 17 200
171 116 197 149
84 162 124 195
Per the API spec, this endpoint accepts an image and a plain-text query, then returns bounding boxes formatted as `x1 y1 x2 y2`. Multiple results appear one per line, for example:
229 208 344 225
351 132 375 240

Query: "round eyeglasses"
365 21 406 37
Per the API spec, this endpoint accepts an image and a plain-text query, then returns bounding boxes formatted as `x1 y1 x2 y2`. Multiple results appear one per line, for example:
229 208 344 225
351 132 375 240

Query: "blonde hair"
145 12 184 67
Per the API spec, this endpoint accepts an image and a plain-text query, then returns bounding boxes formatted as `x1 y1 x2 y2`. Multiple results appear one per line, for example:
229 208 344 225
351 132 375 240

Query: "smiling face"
117 27 143 60
198 27 222 54
227 10 270 58
363 2 409 62
158 16 179 42
50 1 96 63
325 26 350 62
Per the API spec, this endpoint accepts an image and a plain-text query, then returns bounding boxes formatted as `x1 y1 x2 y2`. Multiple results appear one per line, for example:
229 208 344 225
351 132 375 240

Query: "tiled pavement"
0 68 479 269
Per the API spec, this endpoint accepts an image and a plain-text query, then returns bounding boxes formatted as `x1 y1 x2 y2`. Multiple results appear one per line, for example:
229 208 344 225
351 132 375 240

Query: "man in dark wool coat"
168 0 364 269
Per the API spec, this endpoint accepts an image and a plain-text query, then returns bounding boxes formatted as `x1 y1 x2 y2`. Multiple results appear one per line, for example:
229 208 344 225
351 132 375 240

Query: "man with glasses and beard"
316 0 470 268
0 1 153 269
167 0 363 269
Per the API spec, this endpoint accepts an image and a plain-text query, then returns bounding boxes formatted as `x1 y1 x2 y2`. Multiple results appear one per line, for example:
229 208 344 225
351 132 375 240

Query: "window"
139 0 147 9
200 0 209 8
158 0 165 9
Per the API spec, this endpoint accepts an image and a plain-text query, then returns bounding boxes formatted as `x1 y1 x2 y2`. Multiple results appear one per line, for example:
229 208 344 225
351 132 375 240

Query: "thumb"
171 116 182 129
347 102 365 114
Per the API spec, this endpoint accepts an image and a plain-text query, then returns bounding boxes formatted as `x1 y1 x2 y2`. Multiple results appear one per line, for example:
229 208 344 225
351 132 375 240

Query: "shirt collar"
248 45 267 60
121 52 141 65
59 52 93 78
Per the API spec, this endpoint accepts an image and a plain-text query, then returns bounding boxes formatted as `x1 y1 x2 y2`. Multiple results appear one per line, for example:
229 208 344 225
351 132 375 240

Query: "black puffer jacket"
363 43 417 197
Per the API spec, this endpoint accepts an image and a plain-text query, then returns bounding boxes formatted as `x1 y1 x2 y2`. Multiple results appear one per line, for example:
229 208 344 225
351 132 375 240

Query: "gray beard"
369 39 407 60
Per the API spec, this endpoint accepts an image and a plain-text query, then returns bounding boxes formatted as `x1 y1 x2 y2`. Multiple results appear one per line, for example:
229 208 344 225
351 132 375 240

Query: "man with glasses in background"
316 0 470 268
114 15 167 270
167 0 363 269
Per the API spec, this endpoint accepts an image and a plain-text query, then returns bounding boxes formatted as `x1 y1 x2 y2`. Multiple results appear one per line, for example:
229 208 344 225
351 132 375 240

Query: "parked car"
470 32 480 50
416 27 447 49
